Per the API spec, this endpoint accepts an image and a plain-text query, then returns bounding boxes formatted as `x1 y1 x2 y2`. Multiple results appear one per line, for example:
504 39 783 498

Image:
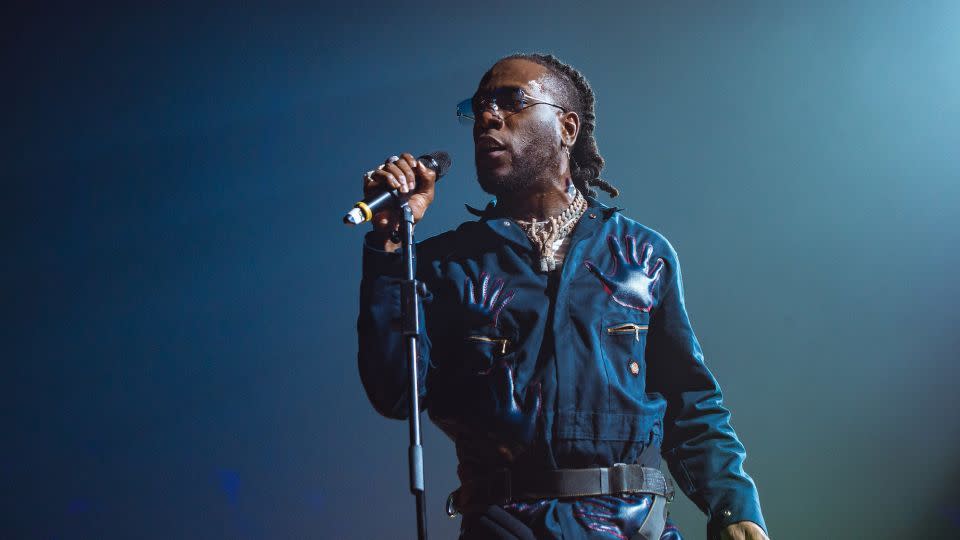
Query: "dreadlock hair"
495 52 619 198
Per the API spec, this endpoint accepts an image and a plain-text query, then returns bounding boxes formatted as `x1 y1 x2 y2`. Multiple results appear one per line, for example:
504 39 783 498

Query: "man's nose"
477 107 504 129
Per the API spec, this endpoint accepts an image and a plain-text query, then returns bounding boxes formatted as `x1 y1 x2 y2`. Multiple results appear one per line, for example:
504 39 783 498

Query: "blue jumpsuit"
357 196 768 539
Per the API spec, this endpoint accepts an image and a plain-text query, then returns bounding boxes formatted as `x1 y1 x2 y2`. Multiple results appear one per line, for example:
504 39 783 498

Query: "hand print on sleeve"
463 272 517 327
585 235 664 312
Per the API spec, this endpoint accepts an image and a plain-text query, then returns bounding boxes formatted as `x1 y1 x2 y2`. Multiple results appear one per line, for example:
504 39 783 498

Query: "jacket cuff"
706 495 767 539
362 231 403 278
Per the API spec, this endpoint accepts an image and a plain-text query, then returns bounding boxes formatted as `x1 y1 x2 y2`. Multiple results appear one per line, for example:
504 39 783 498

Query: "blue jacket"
357 196 767 538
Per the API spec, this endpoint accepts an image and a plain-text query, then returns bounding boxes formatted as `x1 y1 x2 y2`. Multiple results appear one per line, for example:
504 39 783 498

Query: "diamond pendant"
539 254 557 272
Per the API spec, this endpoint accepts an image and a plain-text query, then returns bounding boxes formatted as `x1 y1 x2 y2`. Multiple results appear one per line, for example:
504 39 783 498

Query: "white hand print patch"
584 235 664 312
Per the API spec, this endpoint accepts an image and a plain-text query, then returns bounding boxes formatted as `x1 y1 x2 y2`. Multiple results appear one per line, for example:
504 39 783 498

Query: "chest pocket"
428 324 524 445
462 326 516 374
601 313 650 402
429 325 517 415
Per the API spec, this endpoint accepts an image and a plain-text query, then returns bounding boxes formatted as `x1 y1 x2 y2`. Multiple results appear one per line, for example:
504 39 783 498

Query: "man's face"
472 59 565 196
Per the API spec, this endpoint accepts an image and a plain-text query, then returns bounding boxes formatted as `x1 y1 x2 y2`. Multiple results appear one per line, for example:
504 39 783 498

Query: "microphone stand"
398 201 428 540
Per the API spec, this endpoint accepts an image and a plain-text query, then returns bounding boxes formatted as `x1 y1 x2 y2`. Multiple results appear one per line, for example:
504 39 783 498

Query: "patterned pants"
460 493 684 540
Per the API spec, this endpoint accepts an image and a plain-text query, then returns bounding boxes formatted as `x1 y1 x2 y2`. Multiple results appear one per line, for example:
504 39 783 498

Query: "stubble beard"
476 131 557 197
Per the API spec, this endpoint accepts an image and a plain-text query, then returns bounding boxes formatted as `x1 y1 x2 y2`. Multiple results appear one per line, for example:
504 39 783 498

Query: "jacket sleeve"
357 231 432 419
645 240 768 540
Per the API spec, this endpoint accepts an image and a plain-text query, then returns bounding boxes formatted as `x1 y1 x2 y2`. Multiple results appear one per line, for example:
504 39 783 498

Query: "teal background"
5 1 959 538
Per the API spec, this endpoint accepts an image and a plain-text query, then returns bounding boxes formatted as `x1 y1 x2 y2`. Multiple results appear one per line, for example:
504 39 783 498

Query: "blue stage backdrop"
5 2 960 538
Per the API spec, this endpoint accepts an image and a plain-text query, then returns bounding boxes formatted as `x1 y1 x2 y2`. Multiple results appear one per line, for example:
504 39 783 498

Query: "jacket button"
721 509 732 518
589 213 597 219
628 360 640 376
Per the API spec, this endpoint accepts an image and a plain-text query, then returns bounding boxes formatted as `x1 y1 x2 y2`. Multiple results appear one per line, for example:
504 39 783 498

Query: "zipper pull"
466 335 511 355
606 323 645 342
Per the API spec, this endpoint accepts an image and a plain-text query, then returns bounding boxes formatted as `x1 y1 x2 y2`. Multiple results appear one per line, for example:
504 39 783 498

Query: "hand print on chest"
430 273 539 460
585 235 664 312
463 272 517 327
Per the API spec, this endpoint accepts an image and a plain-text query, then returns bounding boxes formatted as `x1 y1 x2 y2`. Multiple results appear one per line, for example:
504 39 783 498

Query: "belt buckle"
610 462 629 494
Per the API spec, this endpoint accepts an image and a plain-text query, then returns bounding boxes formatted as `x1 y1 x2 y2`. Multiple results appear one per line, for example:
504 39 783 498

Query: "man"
357 53 770 540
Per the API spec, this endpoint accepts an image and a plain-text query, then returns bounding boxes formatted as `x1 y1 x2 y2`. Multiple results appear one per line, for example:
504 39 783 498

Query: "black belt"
448 464 675 516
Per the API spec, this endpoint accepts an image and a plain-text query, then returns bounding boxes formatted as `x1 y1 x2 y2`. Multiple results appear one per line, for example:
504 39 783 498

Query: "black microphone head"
418 151 451 179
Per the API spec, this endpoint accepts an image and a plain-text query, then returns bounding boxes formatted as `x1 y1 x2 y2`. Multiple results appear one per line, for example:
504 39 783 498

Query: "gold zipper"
606 323 648 342
466 335 511 355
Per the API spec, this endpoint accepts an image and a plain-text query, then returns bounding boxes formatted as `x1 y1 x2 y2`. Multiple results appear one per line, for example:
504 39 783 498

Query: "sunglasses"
456 87 566 124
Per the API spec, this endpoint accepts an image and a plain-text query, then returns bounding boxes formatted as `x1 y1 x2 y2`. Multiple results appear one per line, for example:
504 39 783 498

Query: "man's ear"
560 110 580 148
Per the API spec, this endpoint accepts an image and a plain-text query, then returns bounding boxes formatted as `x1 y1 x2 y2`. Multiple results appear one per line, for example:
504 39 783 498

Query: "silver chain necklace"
515 190 587 272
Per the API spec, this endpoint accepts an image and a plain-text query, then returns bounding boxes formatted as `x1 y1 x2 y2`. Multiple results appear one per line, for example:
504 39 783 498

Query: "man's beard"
476 132 557 197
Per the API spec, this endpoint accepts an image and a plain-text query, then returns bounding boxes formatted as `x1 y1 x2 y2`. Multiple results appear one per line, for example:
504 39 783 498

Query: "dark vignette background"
4 1 959 538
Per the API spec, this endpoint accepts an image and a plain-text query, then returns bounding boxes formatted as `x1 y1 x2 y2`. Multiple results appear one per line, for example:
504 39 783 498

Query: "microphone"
343 151 451 225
